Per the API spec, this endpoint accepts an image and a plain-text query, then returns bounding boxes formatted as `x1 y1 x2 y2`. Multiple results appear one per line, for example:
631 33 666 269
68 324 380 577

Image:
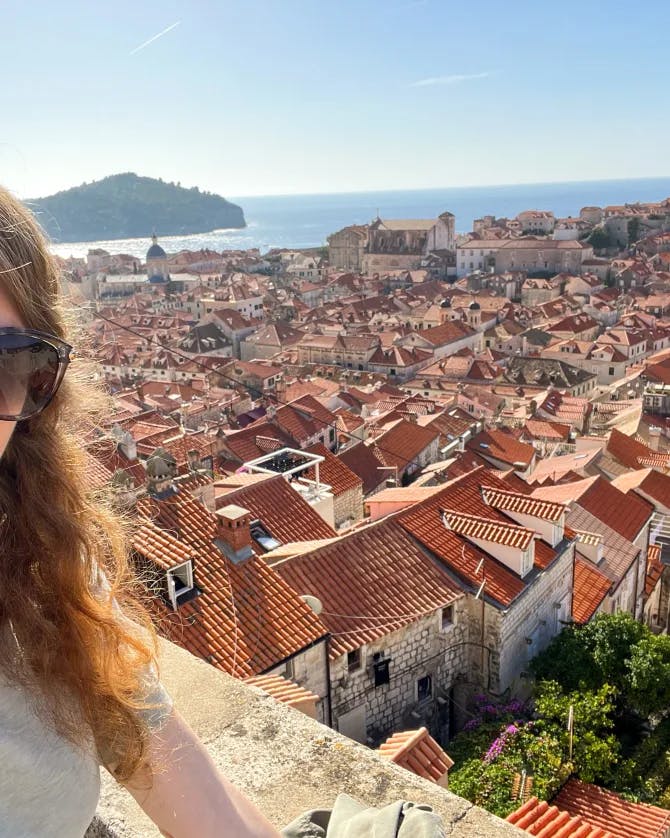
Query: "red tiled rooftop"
578 477 653 542
244 674 319 711
553 778 670 838
573 556 611 624
607 429 670 471
443 510 535 550
467 429 536 468
398 468 560 608
135 492 328 678
215 473 337 548
646 544 664 597
378 727 453 785
507 796 614 837
305 443 363 497
481 486 565 523
371 418 440 473
273 517 462 658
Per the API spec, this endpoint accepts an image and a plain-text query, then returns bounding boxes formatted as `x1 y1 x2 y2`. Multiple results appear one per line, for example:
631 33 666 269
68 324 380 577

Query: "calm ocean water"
49 177 670 260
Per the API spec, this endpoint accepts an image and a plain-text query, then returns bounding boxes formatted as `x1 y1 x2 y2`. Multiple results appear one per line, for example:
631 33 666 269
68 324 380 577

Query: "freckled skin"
0 287 24 459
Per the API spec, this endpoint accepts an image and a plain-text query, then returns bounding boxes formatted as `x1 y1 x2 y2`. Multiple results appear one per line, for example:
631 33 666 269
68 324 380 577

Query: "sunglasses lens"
0 335 60 419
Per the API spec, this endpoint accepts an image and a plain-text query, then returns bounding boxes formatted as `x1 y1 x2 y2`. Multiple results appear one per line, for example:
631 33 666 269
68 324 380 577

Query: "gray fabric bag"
281 793 446 838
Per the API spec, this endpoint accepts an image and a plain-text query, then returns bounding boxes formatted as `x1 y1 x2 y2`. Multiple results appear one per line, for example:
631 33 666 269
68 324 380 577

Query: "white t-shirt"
0 659 172 837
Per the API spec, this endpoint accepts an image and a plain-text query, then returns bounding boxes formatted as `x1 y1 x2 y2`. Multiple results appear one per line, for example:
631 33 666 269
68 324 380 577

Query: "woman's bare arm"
123 708 281 838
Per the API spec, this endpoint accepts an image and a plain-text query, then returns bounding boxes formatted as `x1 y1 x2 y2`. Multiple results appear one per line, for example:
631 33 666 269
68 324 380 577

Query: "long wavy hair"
0 185 157 780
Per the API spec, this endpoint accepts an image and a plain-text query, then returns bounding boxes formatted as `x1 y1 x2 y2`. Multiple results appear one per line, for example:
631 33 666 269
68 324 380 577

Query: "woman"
0 186 280 837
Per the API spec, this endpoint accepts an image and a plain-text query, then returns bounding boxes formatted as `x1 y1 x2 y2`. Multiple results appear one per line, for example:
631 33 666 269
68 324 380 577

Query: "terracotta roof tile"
135 492 328 678
507 795 614 837
646 544 664 597
273 517 461 658
443 510 535 550
338 441 391 496
214 474 337 547
573 556 612 624
607 429 670 471
244 674 319 712
378 727 453 784
567 504 639 585
481 486 565 523
578 477 653 542
305 443 363 497
468 429 536 468
398 468 561 608
553 778 670 838
371 418 440 473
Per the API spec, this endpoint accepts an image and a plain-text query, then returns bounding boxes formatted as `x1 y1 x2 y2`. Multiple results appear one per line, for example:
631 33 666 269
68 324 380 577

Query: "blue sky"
1 0 668 198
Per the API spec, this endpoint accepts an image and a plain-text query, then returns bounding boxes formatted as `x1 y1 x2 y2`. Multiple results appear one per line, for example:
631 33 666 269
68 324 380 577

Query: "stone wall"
334 484 364 529
90 639 523 837
329 603 469 747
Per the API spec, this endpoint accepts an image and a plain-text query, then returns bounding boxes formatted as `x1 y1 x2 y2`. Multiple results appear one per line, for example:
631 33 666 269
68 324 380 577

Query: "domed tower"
146 233 168 282
467 300 481 329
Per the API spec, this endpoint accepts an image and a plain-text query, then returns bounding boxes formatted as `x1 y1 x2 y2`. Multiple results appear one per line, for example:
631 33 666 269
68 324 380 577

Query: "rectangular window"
609 366 615 376
417 674 432 702
167 560 194 609
347 648 362 673
373 656 390 687
441 604 454 630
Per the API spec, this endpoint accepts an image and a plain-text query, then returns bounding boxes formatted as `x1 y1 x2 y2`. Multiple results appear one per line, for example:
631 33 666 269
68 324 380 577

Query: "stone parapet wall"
91 639 523 836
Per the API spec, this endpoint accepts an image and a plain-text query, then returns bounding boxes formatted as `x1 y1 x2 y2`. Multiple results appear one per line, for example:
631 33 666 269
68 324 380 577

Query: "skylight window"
250 520 282 552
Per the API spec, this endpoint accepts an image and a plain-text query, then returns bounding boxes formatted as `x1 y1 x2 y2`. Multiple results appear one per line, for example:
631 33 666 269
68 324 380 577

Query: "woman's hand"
123 707 281 838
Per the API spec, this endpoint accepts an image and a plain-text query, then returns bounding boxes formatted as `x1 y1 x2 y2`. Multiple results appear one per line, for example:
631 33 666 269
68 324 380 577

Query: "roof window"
250 520 282 552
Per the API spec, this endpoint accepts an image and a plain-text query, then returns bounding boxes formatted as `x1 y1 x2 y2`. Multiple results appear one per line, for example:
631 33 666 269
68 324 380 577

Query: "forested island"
29 173 246 242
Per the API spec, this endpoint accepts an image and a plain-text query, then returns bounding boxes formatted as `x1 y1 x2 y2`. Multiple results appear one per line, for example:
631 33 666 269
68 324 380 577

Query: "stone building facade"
330 602 468 747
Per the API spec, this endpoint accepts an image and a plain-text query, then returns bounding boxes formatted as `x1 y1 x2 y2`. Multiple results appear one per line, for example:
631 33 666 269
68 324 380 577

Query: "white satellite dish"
300 594 323 616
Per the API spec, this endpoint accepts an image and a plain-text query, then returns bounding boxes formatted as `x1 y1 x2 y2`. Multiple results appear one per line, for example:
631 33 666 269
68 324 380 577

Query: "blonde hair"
0 185 157 780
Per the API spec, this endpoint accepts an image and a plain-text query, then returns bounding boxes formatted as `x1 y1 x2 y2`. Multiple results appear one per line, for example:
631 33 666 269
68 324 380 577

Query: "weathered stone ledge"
90 640 523 837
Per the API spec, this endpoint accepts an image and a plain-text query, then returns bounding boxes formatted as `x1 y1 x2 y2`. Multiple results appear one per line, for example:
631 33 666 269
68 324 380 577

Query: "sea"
48 176 670 261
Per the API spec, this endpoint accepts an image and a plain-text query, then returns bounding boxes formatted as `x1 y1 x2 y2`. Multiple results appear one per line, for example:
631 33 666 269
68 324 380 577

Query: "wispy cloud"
130 20 181 55
407 71 495 88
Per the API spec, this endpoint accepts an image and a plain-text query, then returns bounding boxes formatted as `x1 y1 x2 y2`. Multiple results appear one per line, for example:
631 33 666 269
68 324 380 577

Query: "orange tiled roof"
443 510 535 549
398 468 560 608
553 778 670 838
378 727 453 784
134 519 197 570
579 477 653 542
481 486 565 523
135 491 328 678
273 517 461 658
305 443 363 496
244 674 319 710
371 418 440 473
215 473 336 547
646 544 664 597
573 556 611 624
467 429 536 468
507 796 614 837
607 429 670 471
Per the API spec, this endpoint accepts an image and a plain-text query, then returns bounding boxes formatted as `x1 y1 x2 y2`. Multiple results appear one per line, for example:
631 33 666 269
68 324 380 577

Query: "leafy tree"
530 613 647 700
534 681 620 784
588 226 611 250
626 635 670 717
628 217 641 244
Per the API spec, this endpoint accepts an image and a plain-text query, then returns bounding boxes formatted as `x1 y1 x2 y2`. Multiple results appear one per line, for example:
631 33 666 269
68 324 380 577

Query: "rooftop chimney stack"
214 504 254 562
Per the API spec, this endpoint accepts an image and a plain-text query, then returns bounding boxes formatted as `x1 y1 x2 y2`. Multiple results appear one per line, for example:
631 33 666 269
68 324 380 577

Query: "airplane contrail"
130 20 181 55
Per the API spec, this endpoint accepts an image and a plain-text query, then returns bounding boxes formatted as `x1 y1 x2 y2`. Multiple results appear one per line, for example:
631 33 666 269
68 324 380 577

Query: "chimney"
214 504 254 562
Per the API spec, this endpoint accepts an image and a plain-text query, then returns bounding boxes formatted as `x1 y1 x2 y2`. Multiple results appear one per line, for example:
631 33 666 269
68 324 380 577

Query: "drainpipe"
325 635 333 728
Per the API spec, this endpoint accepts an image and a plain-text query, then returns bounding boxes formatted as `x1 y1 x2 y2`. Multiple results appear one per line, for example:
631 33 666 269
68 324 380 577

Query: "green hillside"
29 173 246 242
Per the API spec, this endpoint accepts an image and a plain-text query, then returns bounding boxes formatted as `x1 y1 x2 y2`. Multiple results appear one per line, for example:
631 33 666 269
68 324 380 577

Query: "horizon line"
228 174 670 201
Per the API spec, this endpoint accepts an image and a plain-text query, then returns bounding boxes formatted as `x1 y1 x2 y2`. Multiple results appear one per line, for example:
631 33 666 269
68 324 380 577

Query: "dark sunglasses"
0 327 73 421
